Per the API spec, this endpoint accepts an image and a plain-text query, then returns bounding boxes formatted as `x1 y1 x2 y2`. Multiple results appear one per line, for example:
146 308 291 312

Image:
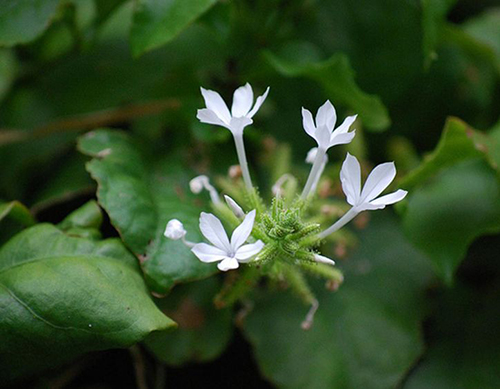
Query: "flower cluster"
164 83 407 328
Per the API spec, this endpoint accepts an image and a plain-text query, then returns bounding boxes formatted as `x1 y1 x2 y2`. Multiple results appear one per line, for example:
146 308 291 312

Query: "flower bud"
164 219 187 240
189 175 209 194
224 195 245 218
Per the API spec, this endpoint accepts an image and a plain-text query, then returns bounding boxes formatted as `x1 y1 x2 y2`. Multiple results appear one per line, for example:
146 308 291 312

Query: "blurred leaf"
243 213 434 389
401 118 500 284
145 277 232 365
78 129 217 293
464 8 500 71
405 284 500 389
265 46 390 131
0 223 174 381
0 200 35 227
130 0 218 56
58 200 102 230
422 0 458 68
400 118 488 190
0 49 16 103
0 0 61 46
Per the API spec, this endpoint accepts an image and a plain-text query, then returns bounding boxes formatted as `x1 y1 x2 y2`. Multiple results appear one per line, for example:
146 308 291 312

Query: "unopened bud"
224 195 245 218
164 219 187 240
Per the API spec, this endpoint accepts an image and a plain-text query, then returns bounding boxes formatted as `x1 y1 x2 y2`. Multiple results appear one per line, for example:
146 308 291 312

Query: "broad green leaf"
145 277 232 365
58 200 102 231
78 129 216 293
399 118 488 190
243 213 434 389
265 46 390 131
405 284 500 389
464 8 500 71
400 118 500 284
0 0 61 46
131 0 218 56
0 224 174 381
403 159 500 285
0 200 35 227
422 0 458 68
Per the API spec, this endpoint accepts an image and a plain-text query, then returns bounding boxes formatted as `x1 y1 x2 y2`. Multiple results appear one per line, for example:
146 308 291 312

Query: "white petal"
230 209 256 250
231 83 254 117
196 109 230 129
334 114 357 134
229 116 253 135
247 87 270 118
302 107 317 139
235 240 264 261
340 153 361 206
360 162 396 203
164 219 186 240
315 100 336 132
218 257 239 271
191 243 227 263
200 87 231 124
224 195 245 218
313 254 335 266
199 212 231 252
330 130 356 147
316 125 331 149
370 189 408 206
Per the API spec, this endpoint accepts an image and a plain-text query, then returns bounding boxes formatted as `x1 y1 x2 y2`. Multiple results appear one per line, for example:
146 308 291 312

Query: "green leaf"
0 200 35 227
422 0 458 68
145 277 232 365
243 213 434 389
399 118 488 190
265 46 390 131
0 0 61 46
400 118 500 284
0 49 16 103
58 200 102 231
78 129 216 293
403 158 500 285
0 223 174 381
131 0 218 56
464 8 500 71
405 284 500 389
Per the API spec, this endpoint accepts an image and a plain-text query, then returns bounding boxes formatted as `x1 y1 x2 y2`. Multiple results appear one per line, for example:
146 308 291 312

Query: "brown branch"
0 98 181 146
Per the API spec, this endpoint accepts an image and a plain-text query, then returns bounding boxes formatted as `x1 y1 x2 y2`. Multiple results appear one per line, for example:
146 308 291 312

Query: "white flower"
164 219 187 240
224 195 245 218
191 210 264 271
340 153 407 212
302 101 357 151
197 83 270 135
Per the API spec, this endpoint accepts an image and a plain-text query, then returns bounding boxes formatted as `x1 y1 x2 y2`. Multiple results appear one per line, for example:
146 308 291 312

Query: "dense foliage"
1 0 500 388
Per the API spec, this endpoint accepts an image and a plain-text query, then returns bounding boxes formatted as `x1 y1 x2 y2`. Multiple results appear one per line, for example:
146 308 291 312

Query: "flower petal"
224 195 245 218
369 189 408 206
191 243 227 263
340 153 361 206
315 100 336 132
315 125 331 149
231 83 254 117
360 162 396 203
230 209 256 250
302 107 317 139
247 86 270 118
229 116 253 135
200 87 231 124
235 240 264 261
218 257 239 271
197 109 230 129
334 114 357 134
330 130 356 147
199 212 231 252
